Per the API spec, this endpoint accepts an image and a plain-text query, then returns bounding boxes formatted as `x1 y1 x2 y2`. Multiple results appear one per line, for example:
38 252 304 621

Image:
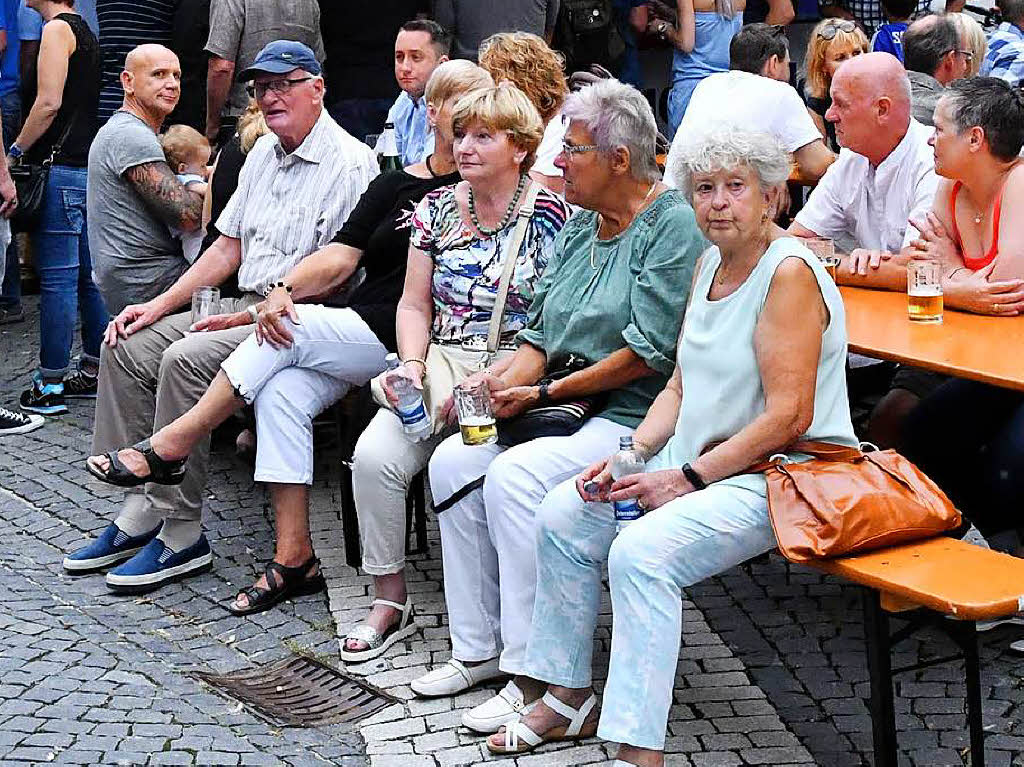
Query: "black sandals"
86 439 188 487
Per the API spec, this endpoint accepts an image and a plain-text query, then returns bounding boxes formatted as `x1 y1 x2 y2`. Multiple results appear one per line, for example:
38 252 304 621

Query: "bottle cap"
385 353 400 369
619 436 634 450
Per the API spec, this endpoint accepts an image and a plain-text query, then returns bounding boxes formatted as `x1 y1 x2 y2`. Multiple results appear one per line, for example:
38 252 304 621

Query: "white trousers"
351 409 446 575
220 305 388 485
427 417 632 673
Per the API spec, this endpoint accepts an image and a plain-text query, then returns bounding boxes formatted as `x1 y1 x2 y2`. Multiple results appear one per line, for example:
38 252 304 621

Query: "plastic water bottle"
377 123 403 172
385 354 431 442
611 435 646 533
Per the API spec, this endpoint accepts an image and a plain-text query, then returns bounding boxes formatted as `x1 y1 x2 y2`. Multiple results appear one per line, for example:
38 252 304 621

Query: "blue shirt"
18 0 98 41
613 0 646 88
980 21 1024 87
872 22 907 61
380 90 433 166
0 0 21 97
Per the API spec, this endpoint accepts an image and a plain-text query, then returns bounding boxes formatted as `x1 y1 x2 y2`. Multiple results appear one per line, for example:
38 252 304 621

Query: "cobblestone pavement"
4 298 1024 767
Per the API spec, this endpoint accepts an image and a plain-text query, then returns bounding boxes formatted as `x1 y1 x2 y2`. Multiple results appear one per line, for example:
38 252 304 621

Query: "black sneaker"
20 376 68 415
0 305 24 325
63 368 98 398
0 405 43 435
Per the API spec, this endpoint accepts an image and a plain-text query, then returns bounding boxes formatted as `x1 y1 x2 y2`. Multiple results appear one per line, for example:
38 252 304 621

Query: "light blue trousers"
521 476 775 751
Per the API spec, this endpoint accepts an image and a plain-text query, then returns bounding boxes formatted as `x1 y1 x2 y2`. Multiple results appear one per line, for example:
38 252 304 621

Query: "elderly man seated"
63 41 378 593
902 14 970 126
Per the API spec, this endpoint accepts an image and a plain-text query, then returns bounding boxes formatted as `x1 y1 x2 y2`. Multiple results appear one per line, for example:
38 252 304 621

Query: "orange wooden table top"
840 286 1024 392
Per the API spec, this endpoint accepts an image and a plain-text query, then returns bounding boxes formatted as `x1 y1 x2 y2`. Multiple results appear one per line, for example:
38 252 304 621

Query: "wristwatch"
8 144 23 160
681 462 707 490
657 22 669 39
536 382 551 405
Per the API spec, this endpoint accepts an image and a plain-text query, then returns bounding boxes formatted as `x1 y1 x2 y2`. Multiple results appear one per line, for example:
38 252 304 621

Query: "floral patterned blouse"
409 183 572 346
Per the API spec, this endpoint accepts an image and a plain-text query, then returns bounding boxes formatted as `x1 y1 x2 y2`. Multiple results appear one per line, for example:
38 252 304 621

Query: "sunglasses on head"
817 19 858 40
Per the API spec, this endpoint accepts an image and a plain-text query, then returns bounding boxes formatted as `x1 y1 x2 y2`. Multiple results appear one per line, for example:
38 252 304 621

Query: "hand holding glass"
190 287 221 327
455 379 497 446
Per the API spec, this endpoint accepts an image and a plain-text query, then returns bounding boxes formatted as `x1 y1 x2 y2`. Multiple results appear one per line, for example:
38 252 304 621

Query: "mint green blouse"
517 190 707 428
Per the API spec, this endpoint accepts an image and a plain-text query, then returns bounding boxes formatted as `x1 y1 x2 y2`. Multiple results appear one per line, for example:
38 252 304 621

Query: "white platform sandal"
486 690 598 755
339 598 418 663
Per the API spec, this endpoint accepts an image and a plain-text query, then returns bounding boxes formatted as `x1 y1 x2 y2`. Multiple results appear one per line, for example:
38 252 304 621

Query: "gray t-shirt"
87 111 186 314
434 0 560 60
205 0 324 114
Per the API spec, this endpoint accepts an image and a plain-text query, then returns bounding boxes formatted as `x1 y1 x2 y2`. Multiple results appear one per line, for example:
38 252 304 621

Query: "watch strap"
681 462 707 490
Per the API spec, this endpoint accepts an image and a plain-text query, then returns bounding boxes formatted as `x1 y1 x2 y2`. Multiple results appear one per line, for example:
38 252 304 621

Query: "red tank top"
950 179 1003 271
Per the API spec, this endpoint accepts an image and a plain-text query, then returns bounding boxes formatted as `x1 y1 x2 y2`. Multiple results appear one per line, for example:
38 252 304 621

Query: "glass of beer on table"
455 379 497 446
907 260 943 323
800 237 839 280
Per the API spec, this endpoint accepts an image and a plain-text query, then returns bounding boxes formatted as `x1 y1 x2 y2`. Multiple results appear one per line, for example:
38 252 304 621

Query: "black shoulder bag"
10 112 77 232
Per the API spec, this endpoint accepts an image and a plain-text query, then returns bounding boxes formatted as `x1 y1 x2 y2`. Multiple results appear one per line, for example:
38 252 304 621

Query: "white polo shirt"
664 70 824 189
795 118 938 254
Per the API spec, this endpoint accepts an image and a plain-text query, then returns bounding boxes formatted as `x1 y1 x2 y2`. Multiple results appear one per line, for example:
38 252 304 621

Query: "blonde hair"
478 32 567 124
424 60 494 107
951 12 987 77
237 99 270 154
803 20 869 98
451 83 545 170
160 124 209 171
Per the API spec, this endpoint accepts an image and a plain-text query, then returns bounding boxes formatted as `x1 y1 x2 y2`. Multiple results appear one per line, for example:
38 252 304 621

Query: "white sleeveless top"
648 237 857 494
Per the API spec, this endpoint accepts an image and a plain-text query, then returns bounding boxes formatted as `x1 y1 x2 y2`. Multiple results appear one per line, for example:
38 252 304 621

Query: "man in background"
433 0 559 60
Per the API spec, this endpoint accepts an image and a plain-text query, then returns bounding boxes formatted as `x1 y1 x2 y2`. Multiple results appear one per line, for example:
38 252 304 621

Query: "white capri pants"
220 305 388 485
427 416 632 674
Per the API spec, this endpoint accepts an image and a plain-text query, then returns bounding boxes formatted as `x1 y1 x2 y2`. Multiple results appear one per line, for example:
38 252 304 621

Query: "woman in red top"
912 77 1024 312
898 77 1024 544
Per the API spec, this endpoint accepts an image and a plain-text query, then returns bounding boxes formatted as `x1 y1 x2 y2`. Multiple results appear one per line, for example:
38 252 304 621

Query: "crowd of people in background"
0 0 1021 763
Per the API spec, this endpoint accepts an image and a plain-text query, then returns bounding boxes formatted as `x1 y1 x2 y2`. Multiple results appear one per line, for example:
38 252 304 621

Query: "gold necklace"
589 182 659 269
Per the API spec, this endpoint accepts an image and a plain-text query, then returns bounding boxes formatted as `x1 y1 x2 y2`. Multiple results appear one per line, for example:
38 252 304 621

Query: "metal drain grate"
192 653 398 727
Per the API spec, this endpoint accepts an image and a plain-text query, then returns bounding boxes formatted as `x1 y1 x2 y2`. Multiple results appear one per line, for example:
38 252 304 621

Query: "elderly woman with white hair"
482 129 858 761
413 78 707 729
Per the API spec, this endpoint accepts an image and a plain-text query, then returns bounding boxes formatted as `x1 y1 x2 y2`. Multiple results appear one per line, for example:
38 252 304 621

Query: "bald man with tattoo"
70 41 378 592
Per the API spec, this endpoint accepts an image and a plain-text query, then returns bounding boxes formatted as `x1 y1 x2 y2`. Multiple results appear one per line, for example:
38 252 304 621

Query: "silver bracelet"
246 304 259 323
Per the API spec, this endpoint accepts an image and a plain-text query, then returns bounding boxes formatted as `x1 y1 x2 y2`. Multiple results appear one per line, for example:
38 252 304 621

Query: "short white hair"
672 129 791 199
561 79 660 183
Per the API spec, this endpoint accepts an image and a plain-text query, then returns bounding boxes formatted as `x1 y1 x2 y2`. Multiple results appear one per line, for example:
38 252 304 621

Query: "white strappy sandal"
340 598 419 663
486 690 599 755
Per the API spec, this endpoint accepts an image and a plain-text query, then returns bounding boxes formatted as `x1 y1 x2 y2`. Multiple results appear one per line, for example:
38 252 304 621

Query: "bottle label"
398 401 428 426
613 498 643 522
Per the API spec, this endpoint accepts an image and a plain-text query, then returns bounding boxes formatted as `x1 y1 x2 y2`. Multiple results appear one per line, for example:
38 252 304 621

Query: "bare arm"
15 20 73 153
792 140 835 183
765 0 796 25
281 242 362 302
788 220 910 289
631 363 684 458
205 56 235 144
395 245 435 368
673 0 696 52
629 4 649 34
124 161 204 233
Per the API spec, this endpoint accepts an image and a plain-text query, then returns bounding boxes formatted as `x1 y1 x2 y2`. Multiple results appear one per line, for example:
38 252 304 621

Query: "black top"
22 14 100 167
320 0 428 101
801 82 838 152
331 168 461 352
167 0 211 133
208 135 248 241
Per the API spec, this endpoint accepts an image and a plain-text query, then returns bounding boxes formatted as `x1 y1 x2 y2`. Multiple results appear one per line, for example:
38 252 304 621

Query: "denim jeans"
0 90 21 309
522 477 775 750
34 164 108 378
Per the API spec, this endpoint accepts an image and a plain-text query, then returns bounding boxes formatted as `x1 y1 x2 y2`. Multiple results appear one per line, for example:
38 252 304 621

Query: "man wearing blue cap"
68 40 378 595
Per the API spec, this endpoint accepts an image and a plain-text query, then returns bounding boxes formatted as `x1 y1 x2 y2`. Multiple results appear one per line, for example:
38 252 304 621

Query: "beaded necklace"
468 173 529 236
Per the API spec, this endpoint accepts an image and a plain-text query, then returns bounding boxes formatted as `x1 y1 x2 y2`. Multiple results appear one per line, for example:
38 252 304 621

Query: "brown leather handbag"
753 441 961 563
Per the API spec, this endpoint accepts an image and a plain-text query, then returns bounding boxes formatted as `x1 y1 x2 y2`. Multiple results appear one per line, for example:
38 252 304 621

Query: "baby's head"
161 124 212 177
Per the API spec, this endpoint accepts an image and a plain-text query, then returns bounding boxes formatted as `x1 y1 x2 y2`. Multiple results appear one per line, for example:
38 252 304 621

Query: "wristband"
274 281 292 293
246 304 259 323
536 382 551 405
8 144 23 160
681 462 707 490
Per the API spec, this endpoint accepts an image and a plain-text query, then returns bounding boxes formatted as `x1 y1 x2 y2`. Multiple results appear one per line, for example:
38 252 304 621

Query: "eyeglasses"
955 49 974 62
560 140 598 156
816 20 858 40
246 76 315 99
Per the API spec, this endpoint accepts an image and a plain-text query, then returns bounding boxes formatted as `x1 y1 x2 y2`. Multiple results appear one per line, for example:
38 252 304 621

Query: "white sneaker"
410 657 505 698
462 680 538 733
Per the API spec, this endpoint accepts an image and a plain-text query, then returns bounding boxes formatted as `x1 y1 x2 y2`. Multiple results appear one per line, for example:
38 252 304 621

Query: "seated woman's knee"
535 479 588 544
608 519 663 584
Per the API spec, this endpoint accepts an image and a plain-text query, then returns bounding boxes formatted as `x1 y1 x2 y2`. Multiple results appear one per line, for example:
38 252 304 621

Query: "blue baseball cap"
237 40 322 82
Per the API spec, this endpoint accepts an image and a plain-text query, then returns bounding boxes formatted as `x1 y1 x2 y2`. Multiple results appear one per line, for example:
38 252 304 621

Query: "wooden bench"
807 537 1024 767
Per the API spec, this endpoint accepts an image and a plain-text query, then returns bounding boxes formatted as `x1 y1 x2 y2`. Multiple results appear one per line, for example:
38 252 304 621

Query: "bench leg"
863 589 898 767
948 620 985 767
340 462 362 569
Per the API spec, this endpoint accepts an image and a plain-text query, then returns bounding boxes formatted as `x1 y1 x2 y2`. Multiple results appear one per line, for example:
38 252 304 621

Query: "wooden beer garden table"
802 287 1024 767
839 285 1024 392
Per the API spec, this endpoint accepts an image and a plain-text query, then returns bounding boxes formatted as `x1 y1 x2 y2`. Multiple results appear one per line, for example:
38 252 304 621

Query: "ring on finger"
637 498 647 511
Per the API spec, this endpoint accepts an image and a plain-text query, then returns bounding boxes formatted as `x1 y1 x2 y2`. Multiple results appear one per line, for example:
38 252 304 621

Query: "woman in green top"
414 80 707 731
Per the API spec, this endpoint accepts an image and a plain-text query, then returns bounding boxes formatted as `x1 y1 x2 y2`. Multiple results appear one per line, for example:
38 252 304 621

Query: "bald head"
833 51 911 111
121 44 181 124
826 53 912 164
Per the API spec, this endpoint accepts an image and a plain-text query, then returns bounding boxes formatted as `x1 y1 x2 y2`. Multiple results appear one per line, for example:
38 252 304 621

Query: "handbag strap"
746 440 866 473
486 180 541 355
44 108 79 166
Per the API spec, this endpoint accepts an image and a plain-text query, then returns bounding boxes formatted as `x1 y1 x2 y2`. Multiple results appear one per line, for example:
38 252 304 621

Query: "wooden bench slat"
808 537 1024 620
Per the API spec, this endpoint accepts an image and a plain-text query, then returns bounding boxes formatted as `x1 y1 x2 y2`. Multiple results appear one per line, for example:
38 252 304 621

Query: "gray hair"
561 79 660 183
672 129 791 200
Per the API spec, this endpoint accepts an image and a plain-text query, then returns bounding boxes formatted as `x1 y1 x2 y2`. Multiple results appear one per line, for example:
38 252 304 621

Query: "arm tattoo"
124 161 204 232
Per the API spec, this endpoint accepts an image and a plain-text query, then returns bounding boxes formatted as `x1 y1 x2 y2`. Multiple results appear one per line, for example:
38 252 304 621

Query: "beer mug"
800 237 839 280
190 286 221 327
907 260 943 323
455 379 497 446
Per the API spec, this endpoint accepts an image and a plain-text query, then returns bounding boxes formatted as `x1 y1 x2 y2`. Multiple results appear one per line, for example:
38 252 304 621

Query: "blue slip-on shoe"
106 534 213 594
62 522 161 574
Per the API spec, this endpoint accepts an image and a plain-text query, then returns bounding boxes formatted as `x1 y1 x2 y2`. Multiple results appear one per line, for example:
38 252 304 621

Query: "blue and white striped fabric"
980 22 1024 87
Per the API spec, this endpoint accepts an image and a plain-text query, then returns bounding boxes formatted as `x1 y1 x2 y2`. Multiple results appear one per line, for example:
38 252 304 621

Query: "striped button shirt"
96 0 176 123
980 22 1024 87
217 109 379 295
